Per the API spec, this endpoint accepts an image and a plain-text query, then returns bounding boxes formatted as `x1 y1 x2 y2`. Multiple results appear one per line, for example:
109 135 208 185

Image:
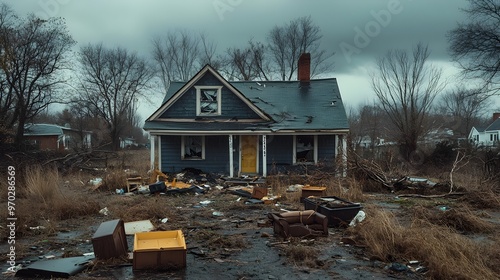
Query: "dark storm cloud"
4 0 471 109
6 0 468 73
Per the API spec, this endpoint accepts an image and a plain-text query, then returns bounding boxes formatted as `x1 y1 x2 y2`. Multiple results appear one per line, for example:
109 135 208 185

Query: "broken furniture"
15 255 94 278
303 196 362 227
92 219 128 259
300 185 327 202
126 176 143 192
133 230 187 270
268 210 328 238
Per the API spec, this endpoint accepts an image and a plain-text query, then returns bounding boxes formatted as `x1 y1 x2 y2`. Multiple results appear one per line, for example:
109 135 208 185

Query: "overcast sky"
6 0 476 120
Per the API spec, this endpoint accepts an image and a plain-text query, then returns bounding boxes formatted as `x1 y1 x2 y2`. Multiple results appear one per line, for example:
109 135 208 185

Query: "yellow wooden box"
133 230 186 270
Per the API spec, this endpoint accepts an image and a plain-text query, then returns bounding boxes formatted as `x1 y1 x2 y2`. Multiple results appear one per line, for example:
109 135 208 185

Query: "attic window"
195 86 222 116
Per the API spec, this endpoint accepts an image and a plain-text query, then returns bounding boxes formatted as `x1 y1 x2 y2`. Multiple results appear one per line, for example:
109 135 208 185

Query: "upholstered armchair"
268 210 328 238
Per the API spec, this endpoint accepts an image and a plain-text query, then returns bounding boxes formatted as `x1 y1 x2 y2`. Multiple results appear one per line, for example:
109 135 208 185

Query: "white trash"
349 210 366 227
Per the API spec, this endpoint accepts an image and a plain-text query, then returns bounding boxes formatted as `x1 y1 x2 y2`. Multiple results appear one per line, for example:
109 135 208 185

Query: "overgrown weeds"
412 205 495 233
6 164 99 237
348 206 499 279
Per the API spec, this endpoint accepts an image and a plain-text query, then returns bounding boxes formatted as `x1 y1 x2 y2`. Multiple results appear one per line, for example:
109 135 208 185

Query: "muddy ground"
4 179 499 280
1 150 499 279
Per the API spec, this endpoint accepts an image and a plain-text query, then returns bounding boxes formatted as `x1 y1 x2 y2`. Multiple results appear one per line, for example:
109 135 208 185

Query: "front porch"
148 133 348 177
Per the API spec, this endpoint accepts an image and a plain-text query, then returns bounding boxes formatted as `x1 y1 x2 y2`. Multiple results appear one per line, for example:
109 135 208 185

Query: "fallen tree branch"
397 192 466 199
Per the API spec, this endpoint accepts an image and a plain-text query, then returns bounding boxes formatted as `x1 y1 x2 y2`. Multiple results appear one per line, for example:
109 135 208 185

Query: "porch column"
158 135 162 172
334 135 339 158
334 135 340 176
229 135 234 178
262 135 267 177
150 135 156 170
342 134 347 177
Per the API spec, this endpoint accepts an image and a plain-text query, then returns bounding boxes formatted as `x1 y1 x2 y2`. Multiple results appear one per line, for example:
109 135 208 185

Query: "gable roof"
24 124 90 136
485 118 500 131
147 64 270 122
144 66 349 134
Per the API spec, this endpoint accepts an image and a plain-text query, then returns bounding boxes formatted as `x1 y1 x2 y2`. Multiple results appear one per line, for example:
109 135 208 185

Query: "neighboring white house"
119 137 138 149
469 114 500 147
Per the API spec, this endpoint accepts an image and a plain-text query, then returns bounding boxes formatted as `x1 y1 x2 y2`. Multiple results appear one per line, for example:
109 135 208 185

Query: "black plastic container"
303 196 362 227
149 182 166 194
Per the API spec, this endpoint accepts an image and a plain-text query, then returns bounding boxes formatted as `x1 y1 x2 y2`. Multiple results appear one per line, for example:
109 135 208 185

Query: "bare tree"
448 0 500 93
152 30 221 92
267 16 334 81
371 43 446 160
77 43 154 150
0 4 75 148
438 87 490 136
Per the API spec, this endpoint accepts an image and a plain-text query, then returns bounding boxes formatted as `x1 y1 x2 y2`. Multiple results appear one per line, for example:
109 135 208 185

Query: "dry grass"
348 206 499 279
282 243 319 267
107 195 177 223
412 205 495 233
189 229 248 251
23 165 64 203
4 165 100 237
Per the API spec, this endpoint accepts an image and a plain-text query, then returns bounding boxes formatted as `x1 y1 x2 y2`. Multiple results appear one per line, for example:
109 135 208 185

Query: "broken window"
182 136 204 160
295 135 315 164
196 86 221 116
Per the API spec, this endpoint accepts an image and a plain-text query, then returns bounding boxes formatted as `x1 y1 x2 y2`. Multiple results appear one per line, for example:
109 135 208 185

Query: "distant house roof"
485 118 500 131
24 124 90 136
144 65 348 133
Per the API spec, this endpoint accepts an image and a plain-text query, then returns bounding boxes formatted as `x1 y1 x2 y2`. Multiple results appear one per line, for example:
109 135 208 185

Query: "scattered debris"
98 207 109 216
124 220 155 235
303 196 362 227
287 184 304 192
89 177 103 189
29 226 46 231
212 211 224 217
15 255 94 278
349 210 366 227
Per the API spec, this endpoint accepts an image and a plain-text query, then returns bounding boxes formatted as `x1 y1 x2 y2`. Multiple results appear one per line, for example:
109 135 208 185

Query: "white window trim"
195 86 222 116
181 135 205 160
293 135 318 165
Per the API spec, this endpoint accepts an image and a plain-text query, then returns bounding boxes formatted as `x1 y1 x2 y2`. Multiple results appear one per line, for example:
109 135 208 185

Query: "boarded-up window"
200 89 218 114
196 86 221 116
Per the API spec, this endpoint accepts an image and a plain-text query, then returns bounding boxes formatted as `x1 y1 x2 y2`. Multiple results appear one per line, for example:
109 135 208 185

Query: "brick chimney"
493 112 500 122
297 53 311 81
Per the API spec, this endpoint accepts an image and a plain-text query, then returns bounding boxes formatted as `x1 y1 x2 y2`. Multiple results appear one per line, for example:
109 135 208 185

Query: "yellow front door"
241 135 257 174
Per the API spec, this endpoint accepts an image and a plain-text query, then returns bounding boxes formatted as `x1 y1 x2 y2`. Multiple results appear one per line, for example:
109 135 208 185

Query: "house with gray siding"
144 54 349 177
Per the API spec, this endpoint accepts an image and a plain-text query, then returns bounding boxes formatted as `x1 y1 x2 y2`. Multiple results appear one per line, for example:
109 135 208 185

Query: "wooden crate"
133 230 186 270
